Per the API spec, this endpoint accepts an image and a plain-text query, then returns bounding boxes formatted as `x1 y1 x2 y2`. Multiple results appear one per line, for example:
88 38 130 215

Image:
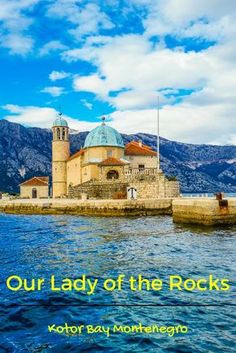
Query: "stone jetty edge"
0 199 173 217
2 198 236 225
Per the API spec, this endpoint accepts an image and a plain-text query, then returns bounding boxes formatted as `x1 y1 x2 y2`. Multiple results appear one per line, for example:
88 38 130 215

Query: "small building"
19 177 49 199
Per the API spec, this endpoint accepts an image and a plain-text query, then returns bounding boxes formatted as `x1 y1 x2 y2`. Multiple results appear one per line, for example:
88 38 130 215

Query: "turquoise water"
0 213 235 352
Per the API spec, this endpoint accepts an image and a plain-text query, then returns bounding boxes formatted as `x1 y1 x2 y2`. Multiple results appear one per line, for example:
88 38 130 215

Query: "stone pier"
173 198 236 226
2 197 236 225
0 198 173 217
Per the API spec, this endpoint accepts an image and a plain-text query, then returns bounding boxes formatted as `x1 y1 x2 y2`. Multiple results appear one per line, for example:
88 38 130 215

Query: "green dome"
53 116 68 127
84 124 124 148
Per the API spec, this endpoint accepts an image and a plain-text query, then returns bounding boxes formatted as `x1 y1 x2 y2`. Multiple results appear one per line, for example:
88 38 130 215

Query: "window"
56 128 61 140
138 164 145 171
107 170 119 180
107 149 113 157
62 128 66 140
32 188 37 199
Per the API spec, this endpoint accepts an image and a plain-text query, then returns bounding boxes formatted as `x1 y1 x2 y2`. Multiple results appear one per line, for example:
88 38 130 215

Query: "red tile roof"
125 141 157 156
98 157 126 166
20 176 49 187
67 149 85 161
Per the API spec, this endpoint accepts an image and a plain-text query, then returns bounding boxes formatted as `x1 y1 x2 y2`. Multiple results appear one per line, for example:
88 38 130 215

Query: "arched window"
62 128 66 140
57 128 61 140
107 170 119 180
32 188 37 199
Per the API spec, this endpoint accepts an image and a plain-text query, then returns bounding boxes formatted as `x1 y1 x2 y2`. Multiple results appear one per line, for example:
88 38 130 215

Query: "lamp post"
157 96 160 172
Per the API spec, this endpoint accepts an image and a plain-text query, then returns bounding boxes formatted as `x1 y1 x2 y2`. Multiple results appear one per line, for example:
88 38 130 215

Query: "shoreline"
2 197 236 226
0 198 173 217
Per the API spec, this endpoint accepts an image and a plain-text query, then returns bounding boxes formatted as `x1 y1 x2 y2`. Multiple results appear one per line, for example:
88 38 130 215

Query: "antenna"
157 96 160 171
58 104 63 117
101 115 106 125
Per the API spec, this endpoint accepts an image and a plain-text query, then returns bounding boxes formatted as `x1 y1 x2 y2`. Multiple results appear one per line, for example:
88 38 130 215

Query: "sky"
0 0 236 145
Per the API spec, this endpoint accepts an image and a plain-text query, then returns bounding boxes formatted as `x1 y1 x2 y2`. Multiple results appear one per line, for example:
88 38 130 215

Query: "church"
51 115 179 200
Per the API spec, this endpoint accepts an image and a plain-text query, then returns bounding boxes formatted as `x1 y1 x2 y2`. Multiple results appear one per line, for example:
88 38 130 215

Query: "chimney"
138 140 142 147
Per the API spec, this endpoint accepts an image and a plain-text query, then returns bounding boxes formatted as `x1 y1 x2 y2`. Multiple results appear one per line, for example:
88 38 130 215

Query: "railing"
124 168 158 176
181 193 211 198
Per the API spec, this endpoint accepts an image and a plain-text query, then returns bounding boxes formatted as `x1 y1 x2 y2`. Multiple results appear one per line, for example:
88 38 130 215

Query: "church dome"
84 123 124 148
53 116 68 127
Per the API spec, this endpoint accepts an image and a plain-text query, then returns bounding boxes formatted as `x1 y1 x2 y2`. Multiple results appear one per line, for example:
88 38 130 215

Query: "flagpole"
157 96 160 172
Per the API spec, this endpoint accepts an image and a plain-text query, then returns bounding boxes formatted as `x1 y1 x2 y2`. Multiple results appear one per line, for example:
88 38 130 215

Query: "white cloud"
108 101 236 145
49 70 70 81
109 90 165 110
2 99 236 145
39 40 68 56
61 23 236 144
69 3 114 38
0 0 39 54
46 0 82 21
139 0 236 42
81 99 93 110
66 34 209 102
0 33 34 55
73 74 108 97
47 1 114 39
3 104 58 127
1 0 236 145
40 86 65 97
66 34 212 95
0 0 38 25
2 104 96 131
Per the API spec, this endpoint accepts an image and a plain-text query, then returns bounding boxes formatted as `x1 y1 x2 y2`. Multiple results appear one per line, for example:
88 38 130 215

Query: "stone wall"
128 173 179 199
68 170 179 200
173 198 236 225
165 180 180 198
68 180 128 200
0 198 173 216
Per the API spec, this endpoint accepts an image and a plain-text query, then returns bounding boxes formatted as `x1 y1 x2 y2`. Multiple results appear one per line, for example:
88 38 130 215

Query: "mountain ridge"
1 119 236 193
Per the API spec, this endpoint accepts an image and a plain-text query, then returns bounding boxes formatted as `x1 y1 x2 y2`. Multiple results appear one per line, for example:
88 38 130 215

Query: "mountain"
1 119 236 194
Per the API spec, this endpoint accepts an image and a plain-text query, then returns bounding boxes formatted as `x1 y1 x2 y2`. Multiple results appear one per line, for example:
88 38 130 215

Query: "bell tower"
52 113 70 198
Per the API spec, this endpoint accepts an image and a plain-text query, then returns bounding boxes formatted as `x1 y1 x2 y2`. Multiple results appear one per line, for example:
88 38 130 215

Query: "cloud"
2 104 96 130
69 34 214 92
1 1 236 145
66 34 208 102
0 33 34 55
136 0 236 42
62 26 236 144
40 86 65 97
49 70 70 81
81 99 93 110
2 98 236 145
108 100 236 145
73 74 108 97
69 3 114 38
109 90 174 110
0 0 38 26
3 104 58 127
39 40 68 56
47 1 114 39
0 0 39 54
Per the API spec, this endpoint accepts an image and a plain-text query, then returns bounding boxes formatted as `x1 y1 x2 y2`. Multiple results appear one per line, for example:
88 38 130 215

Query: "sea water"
0 213 235 353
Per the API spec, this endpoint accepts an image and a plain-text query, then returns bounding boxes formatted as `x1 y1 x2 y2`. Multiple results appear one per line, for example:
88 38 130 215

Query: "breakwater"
2 197 236 225
0 198 173 217
173 197 236 225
